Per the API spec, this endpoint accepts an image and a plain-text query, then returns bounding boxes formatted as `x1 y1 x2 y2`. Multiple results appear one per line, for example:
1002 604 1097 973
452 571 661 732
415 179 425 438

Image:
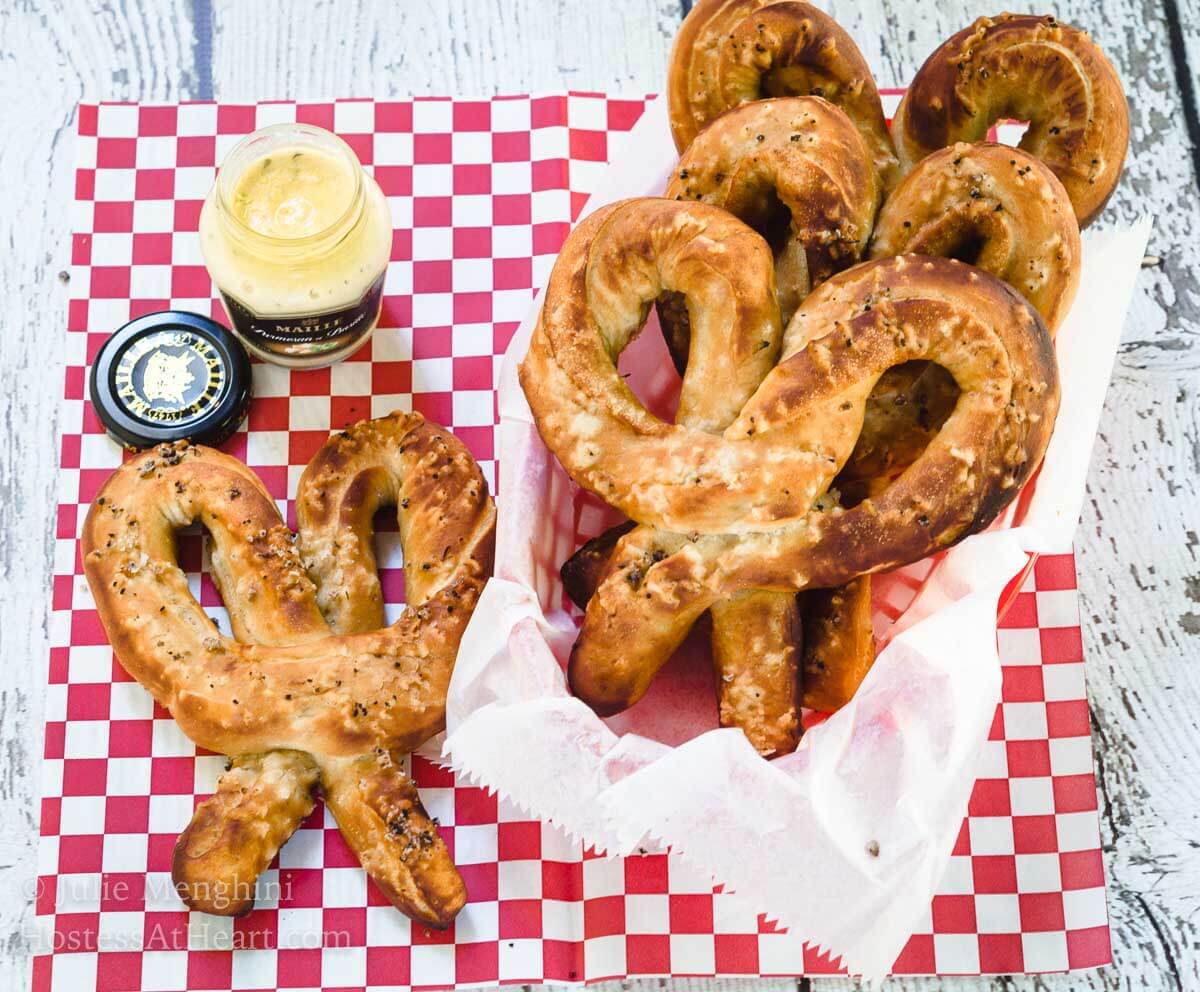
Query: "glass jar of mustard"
199 123 392 368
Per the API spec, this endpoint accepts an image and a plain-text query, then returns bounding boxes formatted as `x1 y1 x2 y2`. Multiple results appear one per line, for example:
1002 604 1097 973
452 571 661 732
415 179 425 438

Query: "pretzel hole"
762 66 839 105
834 361 960 508
742 185 793 259
371 504 407 619
943 230 988 268
615 305 684 424
988 117 1031 147
183 522 237 635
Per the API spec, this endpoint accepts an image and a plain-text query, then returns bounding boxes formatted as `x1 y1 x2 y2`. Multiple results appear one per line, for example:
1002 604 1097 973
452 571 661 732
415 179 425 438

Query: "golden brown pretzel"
667 0 899 187
83 412 496 927
561 98 885 746
660 96 882 366
891 13 1128 226
535 198 801 752
869 142 1080 334
664 95 884 726
520 198 1058 718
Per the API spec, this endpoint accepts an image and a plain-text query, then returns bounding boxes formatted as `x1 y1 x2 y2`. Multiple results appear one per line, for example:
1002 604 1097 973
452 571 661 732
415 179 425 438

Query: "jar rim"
213 122 366 254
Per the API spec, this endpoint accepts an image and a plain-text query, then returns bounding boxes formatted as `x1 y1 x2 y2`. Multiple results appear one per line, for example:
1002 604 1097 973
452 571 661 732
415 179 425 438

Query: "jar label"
220 270 386 361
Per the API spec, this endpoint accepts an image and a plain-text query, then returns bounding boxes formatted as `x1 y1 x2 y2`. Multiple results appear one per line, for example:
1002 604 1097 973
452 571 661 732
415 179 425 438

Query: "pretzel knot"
82 412 496 927
519 198 1059 728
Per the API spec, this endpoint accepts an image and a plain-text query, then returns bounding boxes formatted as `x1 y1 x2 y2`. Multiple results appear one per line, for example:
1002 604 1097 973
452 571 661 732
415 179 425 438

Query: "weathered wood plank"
0 2 201 990
210 0 685 97
0 1 1196 990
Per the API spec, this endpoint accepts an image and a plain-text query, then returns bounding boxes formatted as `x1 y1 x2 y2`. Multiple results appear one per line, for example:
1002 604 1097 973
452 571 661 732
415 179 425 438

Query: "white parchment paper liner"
444 98 1151 977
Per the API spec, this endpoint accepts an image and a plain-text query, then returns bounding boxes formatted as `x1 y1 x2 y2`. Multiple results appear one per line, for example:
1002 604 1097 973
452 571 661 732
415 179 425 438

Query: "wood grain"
0 3 201 989
0 1 1195 990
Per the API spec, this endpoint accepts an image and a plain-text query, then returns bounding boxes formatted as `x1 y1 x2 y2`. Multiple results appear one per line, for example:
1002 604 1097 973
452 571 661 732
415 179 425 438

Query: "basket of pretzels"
445 1 1147 975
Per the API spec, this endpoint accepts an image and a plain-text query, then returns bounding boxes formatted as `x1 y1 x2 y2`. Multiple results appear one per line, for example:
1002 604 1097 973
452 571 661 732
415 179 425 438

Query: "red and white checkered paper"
34 92 1110 992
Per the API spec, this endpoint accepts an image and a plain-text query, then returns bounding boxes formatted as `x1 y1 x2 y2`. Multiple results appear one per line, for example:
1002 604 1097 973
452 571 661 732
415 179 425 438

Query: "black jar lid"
89 310 253 450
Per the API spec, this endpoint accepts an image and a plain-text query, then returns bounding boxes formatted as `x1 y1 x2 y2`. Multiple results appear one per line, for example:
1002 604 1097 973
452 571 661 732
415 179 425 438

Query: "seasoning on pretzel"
869 142 1080 334
562 99 886 750
660 96 882 366
520 198 1059 724
667 0 899 187
891 13 1129 226
83 412 495 926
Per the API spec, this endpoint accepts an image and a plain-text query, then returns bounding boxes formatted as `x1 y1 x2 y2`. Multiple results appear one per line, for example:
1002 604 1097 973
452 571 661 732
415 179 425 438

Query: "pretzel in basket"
82 412 496 927
564 97 883 754
659 96 882 361
520 198 1059 725
871 142 1081 335
892 13 1129 226
667 0 899 187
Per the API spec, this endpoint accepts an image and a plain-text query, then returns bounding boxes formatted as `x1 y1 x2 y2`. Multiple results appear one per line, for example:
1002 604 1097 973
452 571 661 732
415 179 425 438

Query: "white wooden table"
1 1 1196 989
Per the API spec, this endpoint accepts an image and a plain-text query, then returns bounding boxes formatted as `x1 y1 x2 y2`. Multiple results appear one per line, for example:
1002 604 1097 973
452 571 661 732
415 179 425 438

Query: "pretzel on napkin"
82 412 496 927
892 13 1129 226
520 198 1059 724
667 0 899 187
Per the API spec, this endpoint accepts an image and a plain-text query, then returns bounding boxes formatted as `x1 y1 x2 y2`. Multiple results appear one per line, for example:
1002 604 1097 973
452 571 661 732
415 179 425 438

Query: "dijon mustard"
199 123 391 368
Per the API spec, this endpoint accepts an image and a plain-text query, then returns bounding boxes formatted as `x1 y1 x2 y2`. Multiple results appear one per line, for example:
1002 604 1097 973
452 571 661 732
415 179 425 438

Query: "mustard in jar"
199 123 392 368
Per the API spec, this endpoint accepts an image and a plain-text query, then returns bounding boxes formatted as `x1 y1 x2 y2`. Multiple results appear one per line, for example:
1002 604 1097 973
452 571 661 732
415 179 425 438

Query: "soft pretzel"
660 96 882 364
667 0 899 187
531 198 800 751
83 412 495 927
520 198 1058 717
891 13 1128 226
565 100 883 746
870 143 1080 334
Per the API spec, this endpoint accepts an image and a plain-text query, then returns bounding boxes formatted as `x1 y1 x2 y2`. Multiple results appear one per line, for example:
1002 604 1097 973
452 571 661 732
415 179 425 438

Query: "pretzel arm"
565 522 877 734
298 413 495 630
562 523 800 753
174 750 319 915
323 752 466 929
709 591 800 754
800 576 875 712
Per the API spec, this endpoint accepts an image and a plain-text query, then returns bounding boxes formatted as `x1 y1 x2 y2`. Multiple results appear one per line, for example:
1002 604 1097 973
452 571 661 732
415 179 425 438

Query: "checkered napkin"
35 92 1118 991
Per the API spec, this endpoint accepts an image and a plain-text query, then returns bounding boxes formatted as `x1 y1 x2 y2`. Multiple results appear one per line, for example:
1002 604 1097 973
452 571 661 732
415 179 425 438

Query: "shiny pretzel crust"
521 199 1058 717
83 412 495 927
667 0 898 186
870 142 1080 335
891 13 1129 227
662 96 882 350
